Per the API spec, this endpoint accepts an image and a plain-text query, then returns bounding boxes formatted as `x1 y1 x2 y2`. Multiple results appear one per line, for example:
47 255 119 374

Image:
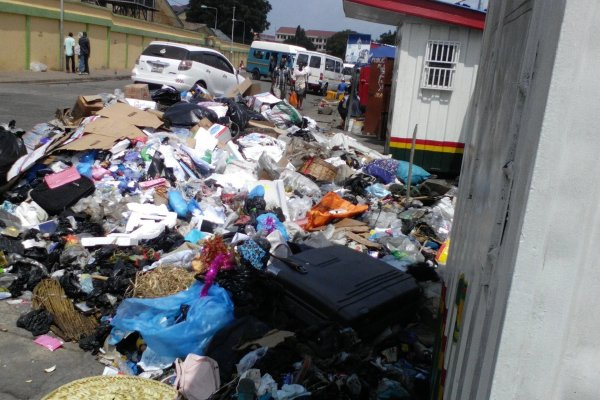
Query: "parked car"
292 51 344 95
131 41 245 97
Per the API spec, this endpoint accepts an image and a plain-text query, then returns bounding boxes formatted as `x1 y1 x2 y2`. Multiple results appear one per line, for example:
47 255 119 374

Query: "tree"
283 26 316 51
187 0 272 45
378 30 397 45
326 30 357 59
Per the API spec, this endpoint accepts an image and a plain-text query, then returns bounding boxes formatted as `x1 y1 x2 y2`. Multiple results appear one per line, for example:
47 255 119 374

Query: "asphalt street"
0 78 346 133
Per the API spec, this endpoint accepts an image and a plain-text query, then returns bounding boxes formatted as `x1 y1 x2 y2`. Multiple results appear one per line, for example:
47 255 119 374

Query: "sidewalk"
0 69 131 84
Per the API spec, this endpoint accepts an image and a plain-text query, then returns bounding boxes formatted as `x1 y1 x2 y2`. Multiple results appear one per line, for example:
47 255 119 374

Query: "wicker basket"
300 158 337 181
42 375 178 400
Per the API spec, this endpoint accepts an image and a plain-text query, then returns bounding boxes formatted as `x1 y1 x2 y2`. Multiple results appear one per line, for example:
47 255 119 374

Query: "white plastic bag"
30 62 48 72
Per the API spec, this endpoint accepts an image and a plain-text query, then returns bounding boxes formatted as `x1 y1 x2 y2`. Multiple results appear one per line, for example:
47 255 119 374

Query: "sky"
169 0 488 39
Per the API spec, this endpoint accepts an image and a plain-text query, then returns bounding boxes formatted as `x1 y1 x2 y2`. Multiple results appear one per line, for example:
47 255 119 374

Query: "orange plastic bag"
305 192 369 230
288 91 298 108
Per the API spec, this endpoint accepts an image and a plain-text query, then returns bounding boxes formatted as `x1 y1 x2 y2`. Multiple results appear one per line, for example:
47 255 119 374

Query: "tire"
252 69 261 81
195 80 207 89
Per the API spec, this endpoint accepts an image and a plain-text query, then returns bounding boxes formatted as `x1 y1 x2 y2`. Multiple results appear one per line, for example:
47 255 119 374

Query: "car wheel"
252 69 261 81
195 81 207 89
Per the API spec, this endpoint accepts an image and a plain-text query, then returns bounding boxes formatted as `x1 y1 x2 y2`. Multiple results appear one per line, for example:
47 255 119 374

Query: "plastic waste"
257 153 282 180
236 347 268 375
365 183 391 198
396 160 431 184
287 196 312 222
280 170 321 198
109 282 234 362
0 125 26 185
29 62 48 72
168 190 190 219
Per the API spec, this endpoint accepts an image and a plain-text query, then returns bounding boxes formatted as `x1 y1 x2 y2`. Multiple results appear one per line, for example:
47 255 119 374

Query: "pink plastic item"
34 335 64 351
44 167 81 189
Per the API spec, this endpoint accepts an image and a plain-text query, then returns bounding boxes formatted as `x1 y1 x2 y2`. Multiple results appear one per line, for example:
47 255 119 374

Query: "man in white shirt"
64 32 76 73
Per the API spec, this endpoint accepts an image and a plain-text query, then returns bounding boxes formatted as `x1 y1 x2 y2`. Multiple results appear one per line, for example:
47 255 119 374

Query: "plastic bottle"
281 170 321 198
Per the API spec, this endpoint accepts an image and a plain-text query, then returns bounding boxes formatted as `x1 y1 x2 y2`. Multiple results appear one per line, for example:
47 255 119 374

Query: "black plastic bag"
0 124 26 185
16 309 54 336
216 98 251 132
163 102 218 127
151 87 180 106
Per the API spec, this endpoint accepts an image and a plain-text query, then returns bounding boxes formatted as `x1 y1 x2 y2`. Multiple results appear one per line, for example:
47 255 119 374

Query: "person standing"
64 32 76 73
271 56 290 100
293 62 310 110
74 40 81 72
78 32 91 75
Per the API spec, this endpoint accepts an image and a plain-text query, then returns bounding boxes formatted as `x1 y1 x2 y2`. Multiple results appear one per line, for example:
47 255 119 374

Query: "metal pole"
214 8 218 30
406 124 418 203
60 0 64 71
230 6 235 59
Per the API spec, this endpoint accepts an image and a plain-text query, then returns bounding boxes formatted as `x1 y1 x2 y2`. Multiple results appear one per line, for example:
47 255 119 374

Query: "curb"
0 74 131 85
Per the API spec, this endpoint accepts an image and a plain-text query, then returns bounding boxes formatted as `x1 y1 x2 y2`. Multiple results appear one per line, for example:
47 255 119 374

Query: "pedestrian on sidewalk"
64 32 76 73
78 32 91 75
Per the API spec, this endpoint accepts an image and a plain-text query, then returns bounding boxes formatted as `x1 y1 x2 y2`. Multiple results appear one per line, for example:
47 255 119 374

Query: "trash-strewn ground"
0 75 449 400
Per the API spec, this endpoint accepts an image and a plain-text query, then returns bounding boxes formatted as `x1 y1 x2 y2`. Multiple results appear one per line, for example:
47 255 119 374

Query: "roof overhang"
343 0 485 30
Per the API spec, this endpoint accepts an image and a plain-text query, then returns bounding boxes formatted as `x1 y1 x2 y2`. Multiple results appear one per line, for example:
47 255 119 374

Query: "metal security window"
421 40 460 90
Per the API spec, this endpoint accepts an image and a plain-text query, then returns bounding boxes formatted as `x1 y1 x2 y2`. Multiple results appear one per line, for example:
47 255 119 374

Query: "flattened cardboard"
225 78 253 98
95 103 163 129
59 118 144 151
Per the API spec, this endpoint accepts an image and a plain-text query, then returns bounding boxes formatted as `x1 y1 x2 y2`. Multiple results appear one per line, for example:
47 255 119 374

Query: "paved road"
0 79 342 133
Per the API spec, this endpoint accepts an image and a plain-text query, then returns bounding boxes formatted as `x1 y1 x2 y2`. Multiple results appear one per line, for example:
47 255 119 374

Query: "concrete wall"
0 0 249 71
387 20 481 174
441 0 600 399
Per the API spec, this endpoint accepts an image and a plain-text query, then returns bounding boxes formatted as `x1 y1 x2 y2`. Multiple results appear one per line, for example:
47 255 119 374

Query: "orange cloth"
306 192 369 230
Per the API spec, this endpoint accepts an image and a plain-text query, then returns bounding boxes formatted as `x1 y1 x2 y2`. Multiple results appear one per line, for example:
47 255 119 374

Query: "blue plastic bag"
256 213 289 241
396 160 430 184
109 282 234 361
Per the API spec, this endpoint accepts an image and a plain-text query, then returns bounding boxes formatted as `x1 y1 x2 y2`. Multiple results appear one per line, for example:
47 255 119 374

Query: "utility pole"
60 0 64 71
230 5 235 59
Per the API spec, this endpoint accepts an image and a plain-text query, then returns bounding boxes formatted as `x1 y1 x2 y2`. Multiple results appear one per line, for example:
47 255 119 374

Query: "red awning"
343 0 485 30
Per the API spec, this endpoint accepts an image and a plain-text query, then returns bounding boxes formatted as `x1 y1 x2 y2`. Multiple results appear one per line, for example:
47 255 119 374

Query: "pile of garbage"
0 82 456 400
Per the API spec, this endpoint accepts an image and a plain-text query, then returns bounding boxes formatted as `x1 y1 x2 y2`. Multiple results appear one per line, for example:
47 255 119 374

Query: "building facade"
275 27 335 52
0 0 249 71
344 0 485 175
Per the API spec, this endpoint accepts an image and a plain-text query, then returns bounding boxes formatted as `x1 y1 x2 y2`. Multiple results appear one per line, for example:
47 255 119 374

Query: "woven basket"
300 158 337 181
42 376 178 400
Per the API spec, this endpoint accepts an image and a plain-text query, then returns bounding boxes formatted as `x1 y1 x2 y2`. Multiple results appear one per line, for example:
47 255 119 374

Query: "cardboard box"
224 78 262 98
71 95 104 119
191 118 213 135
208 124 232 147
124 84 151 101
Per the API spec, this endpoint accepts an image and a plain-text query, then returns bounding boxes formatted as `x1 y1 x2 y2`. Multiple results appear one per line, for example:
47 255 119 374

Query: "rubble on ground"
0 82 456 399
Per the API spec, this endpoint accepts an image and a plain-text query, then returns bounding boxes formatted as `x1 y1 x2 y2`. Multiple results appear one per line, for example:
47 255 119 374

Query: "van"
131 41 244 97
246 41 306 81
293 51 344 94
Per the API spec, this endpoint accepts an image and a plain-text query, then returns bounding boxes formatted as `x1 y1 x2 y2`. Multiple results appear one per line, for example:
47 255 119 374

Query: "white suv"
132 41 245 97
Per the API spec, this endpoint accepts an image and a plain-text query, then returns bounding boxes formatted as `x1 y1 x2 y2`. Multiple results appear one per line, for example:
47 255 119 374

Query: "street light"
200 5 218 30
233 19 245 44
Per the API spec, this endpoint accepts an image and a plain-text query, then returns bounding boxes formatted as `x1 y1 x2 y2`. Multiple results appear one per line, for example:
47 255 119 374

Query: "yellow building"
0 0 248 71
